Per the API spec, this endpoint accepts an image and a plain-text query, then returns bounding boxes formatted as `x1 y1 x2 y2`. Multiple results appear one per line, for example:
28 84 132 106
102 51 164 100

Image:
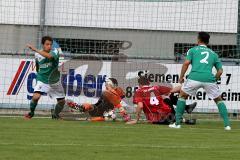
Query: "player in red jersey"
127 76 196 125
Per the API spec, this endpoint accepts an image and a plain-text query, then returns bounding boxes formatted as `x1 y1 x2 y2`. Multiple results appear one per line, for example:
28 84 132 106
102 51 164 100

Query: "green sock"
217 101 230 127
53 103 64 117
175 98 186 125
30 100 37 117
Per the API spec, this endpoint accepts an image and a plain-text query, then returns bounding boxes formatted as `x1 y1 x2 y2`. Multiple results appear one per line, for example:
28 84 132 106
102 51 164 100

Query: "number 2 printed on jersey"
200 51 209 64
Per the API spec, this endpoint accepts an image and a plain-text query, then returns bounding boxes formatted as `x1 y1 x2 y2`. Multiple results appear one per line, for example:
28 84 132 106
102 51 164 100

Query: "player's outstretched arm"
179 60 191 83
126 102 143 125
26 44 53 59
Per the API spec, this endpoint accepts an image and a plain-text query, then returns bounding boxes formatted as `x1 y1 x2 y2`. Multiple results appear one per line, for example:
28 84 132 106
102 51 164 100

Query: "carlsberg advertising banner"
1 57 240 113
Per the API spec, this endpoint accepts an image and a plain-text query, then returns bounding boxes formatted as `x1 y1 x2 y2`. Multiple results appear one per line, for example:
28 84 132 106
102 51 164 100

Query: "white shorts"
182 79 221 99
34 80 65 99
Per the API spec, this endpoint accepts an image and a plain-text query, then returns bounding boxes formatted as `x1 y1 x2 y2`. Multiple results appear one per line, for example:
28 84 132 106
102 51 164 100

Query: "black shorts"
88 96 114 117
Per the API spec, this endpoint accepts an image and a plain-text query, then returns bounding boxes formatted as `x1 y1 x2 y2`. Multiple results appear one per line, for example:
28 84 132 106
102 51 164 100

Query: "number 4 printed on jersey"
150 92 159 105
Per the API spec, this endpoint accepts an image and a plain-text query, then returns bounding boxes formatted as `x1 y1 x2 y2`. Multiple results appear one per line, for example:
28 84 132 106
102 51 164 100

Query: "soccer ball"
103 110 117 121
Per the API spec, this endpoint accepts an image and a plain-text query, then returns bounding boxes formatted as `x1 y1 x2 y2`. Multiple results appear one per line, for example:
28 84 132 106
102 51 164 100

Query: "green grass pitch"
0 117 239 160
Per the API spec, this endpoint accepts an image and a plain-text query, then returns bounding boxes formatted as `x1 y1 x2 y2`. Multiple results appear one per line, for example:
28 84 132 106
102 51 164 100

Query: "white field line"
0 143 230 149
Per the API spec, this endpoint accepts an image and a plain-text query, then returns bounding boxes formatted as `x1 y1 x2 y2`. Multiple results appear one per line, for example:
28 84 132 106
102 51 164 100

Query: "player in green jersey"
169 32 231 130
24 36 65 120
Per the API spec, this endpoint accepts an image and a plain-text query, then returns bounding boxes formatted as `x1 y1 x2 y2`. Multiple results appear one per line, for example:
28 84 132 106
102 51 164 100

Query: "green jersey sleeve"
50 48 59 61
185 48 193 61
214 54 222 71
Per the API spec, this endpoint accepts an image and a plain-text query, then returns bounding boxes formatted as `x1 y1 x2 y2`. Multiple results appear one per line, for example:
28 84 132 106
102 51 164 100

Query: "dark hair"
138 76 150 86
109 78 118 87
41 36 53 45
198 32 210 45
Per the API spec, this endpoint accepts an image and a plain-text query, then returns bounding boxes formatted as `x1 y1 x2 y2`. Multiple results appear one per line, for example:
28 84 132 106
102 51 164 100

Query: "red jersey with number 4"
133 85 172 122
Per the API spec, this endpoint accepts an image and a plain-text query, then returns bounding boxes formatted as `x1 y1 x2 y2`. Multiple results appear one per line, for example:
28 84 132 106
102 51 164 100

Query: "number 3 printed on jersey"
200 51 209 64
150 92 159 105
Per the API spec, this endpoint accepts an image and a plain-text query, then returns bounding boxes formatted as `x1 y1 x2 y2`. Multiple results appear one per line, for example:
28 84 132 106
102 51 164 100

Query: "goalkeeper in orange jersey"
66 78 131 122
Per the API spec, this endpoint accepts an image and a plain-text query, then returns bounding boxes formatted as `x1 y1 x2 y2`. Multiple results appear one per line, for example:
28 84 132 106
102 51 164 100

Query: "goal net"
0 0 239 119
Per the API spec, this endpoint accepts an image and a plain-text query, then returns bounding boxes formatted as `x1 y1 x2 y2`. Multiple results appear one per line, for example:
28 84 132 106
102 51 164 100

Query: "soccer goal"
0 0 240 120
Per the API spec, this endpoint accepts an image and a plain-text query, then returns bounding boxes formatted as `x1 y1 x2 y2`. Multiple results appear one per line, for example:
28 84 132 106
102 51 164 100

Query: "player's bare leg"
24 92 41 119
52 98 65 119
214 96 231 130
170 85 181 93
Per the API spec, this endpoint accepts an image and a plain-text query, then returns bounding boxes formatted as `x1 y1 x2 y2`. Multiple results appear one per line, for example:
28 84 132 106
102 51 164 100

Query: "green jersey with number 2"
186 45 222 83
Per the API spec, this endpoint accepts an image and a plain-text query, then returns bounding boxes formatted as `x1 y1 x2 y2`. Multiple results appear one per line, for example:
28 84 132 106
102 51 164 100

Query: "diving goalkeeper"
66 78 131 122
